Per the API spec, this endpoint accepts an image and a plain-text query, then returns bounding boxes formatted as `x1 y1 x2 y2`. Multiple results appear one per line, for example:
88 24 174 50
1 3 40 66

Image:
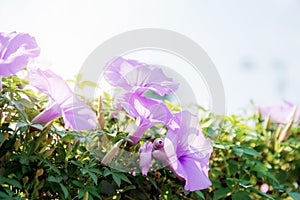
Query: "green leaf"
122 185 136 192
114 173 131 184
288 192 300 200
72 180 85 188
148 176 158 189
75 73 83 82
213 143 227 149
47 176 62 183
87 186 102 199
71 160 83 168
236 123 253 131
252 164 279 184
45 161 61 175
112 174 121 187
195 190 205 200
103 92 110 100
232 146 261 158
88 172 98 185
232 146 243 157
78 189 85 199
12 100 28 120
213 188 230 200
103 168 111 177
30 123 44 130
232 191 251 200
78 81 98 89
240 147 261 157
16 121 29 129
18 98 34 108
0 191 10 198
88 168 102 175
81 168 89 175
249 187 275 200
78 146 87 152
59 183 69 199
5 178 22 189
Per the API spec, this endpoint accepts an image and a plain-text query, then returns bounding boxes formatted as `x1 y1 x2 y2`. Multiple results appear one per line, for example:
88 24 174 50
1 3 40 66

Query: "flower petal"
259 101 300 123
139 141 153 176
29 68 97 130
28 68 73 105
121 92 173 144
0 32 40 77
60 96 97 130
162 111 213 191
104 57 179 96
32 103 62 125
169 154 212 191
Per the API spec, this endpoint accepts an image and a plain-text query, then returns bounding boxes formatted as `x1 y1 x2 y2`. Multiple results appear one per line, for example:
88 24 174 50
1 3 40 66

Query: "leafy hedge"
0 75 299 200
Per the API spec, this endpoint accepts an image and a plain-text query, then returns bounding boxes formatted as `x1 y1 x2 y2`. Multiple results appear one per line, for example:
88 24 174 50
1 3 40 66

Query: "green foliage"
0 75 299 199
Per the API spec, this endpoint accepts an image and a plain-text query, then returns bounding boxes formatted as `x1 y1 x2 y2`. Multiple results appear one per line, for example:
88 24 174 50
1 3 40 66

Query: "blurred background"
1 0 299 113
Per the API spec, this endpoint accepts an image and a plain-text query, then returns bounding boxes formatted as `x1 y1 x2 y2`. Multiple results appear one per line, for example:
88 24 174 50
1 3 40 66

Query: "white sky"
1 0 300 113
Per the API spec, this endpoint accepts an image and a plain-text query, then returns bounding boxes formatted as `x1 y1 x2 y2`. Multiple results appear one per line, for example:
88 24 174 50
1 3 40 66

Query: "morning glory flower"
259 101 299 123
139 141 153 176
29 68 97 130
152 111 213 191
103 57 179 96
0 32 40 90
119 92 173 145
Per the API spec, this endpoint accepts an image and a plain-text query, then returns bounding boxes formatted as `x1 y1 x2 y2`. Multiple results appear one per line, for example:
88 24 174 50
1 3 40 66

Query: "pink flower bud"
260 183 269 193
139 141 153 176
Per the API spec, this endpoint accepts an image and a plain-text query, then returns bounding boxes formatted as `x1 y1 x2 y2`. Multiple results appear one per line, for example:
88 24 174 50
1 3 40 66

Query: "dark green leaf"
232 191 251 200
59 183 69 199
5 178 22 189
88 172 98 185
195 190 205 200
249 187 275 200
213 188 230 200
112 174 121 187
72 180 85 188
47 176 62 183
288 192 300 200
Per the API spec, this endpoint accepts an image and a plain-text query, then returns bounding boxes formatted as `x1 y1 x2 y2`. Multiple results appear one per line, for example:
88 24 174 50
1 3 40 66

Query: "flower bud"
36 168 44 177
101 139 123 166
42 148 54 158
153 138 164 150
23 176 29 185
139 141 153 176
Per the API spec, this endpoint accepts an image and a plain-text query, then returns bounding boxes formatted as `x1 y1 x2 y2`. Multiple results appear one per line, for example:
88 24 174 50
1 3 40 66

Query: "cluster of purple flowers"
0 32 97 130
1 31 213 191
104 57 213 191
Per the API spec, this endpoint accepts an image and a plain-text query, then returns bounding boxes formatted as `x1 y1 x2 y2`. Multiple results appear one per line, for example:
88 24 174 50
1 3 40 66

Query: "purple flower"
29 68 97 130
119 92 172 145
259 101 299 123
139 141 153 176
104 57 179 96
153 111 213 191
153 138 164 150
0 32 40 90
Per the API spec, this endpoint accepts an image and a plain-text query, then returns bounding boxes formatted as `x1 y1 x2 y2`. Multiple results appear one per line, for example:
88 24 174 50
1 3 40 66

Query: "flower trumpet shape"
29 68 97 130
153 111 213 191
0 32 40 90
259 101 299 124
104 57 179 96
119 92 173 145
